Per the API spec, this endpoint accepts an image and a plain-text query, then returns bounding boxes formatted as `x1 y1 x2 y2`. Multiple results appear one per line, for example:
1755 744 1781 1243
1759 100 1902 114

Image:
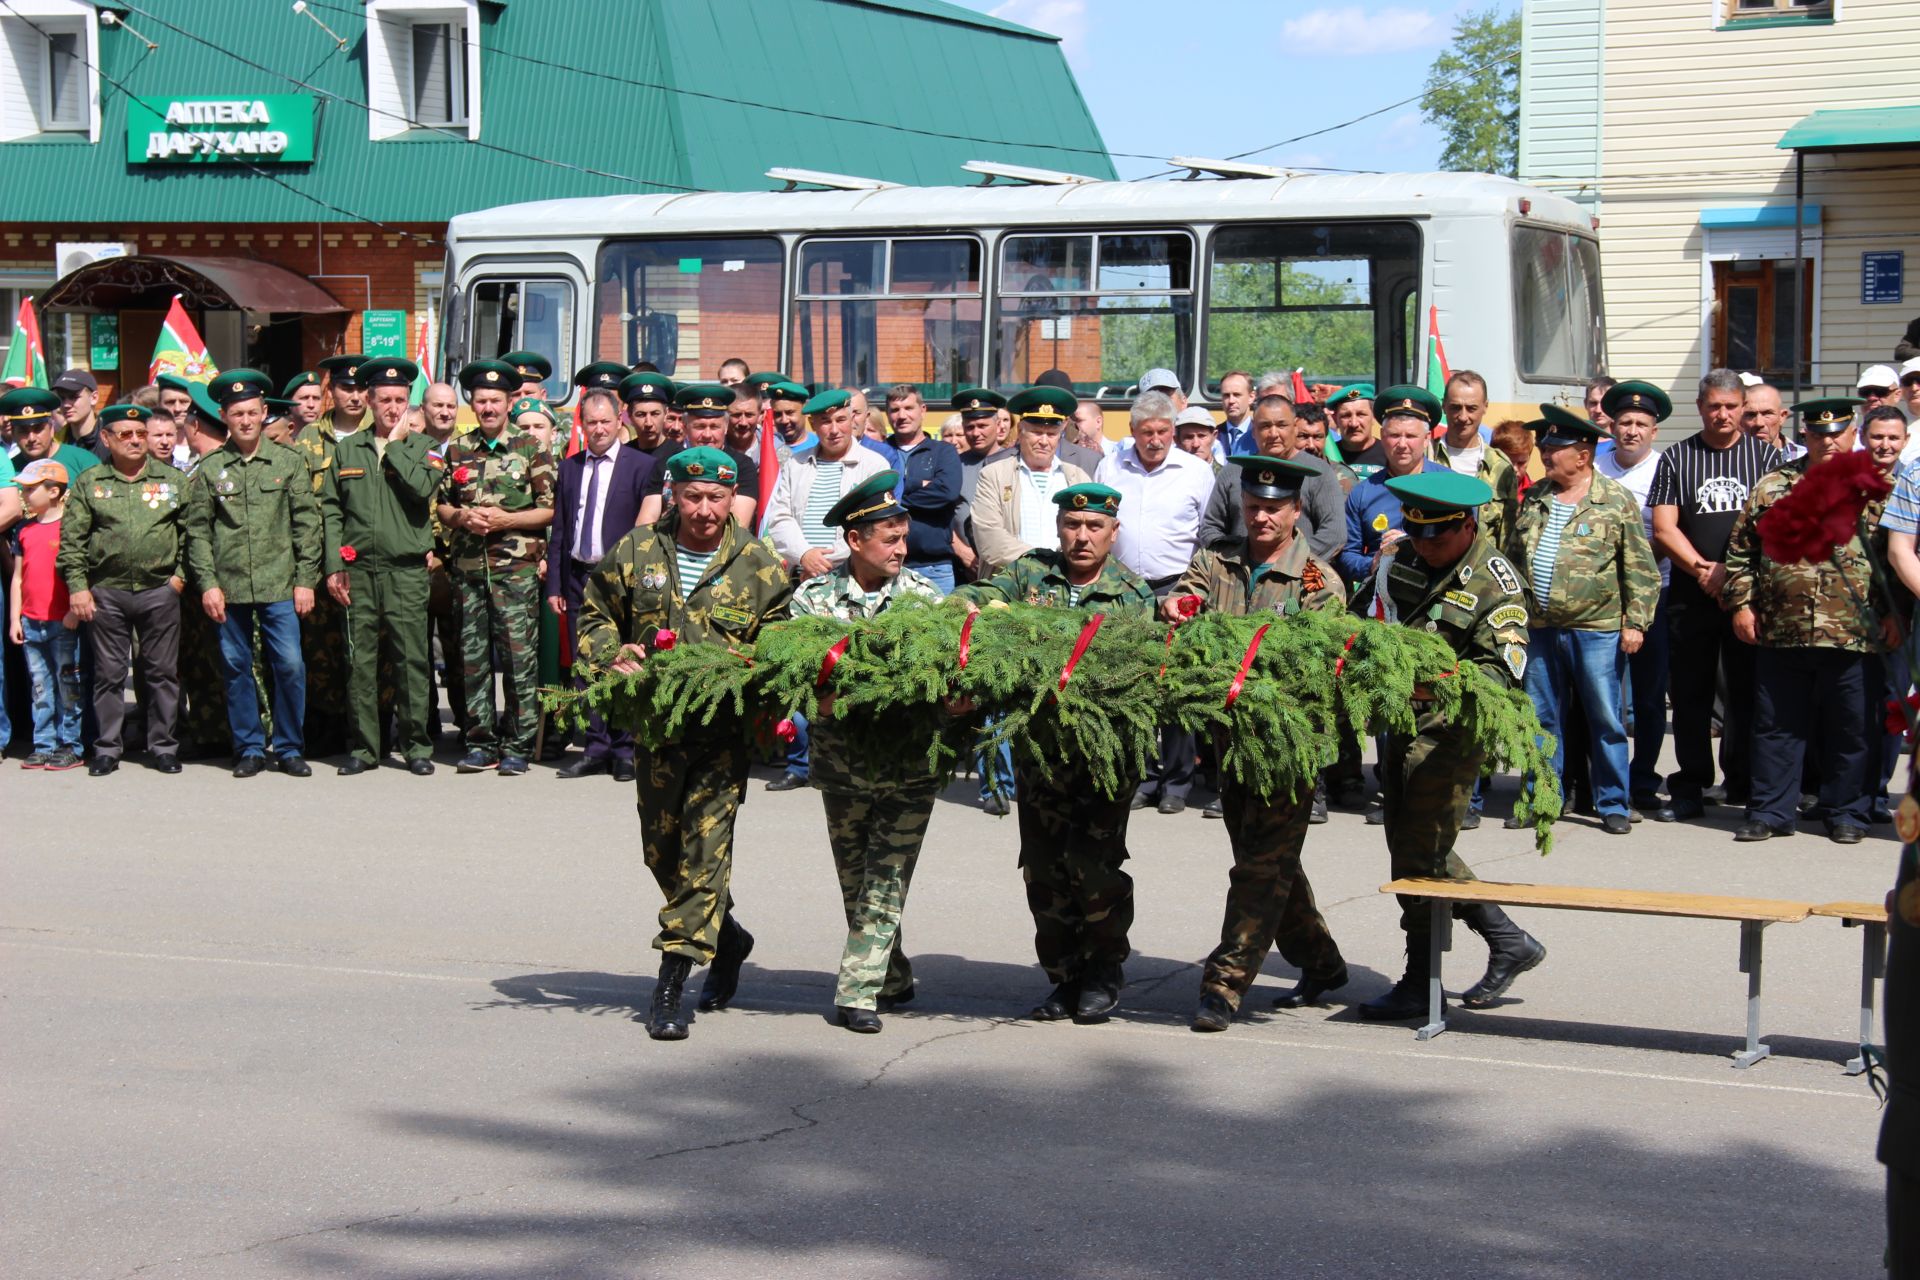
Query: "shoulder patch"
1485 556 1522 595
1488 603 1530 630
1443 589 1478 611
1503 642 1528 681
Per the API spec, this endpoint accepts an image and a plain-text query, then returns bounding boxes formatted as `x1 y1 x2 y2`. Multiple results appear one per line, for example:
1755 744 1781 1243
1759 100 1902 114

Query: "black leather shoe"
1202 797 1224 819
1364 799 1386 825
1670 796 1706 821
407 757 436 776
1129 790 1155 810
698 915 754 1012
1029 982 1079 1021
835 1006 883 1033
277 755 312 778
612 759 636 783
151 754 180 775
497 756 528 776
1157 795 1186 815
1632 793 1676 822
764 772 806 792
88 756 120 777
1357 974 1433 1022
1190 991 1234 1032
1502 813 1529 830
233 755 266 779
1601 813 1633 835
981 792 1011 817
1074 968 1122 1023
1870 803 1894 825
877 985 915 1011
1829 823 1867 845
1272 963 1350 1008
1734 820 1791 842
456 749 496 773
1309 785 1329 824
556 754 610 779
1460 810 1482 831
337 757 374 776
647 954 693 1041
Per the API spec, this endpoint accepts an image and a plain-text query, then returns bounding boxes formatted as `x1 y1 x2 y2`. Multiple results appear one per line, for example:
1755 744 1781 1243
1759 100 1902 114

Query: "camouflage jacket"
183 439 324 602
1173 534 1346 619
437 426 556 574
1428 435 1520 550
954 548 1156 614
1508 471 1661 632
792 564 943 622
1356 533 1532 689
1725 459 1889 652
577 513 792 671
57 457 187 593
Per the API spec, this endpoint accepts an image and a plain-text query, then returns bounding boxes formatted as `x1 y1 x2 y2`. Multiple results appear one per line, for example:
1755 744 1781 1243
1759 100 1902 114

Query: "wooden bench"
1381 878 1814 1068
1812 900 1890 1076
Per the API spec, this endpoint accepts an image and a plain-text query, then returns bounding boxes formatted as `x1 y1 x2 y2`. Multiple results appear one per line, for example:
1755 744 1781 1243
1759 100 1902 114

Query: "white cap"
1898 356 1920 382
1173 406 1217 430
1858 364 1899 389
1737 371 1764 387
1136 367 1181 395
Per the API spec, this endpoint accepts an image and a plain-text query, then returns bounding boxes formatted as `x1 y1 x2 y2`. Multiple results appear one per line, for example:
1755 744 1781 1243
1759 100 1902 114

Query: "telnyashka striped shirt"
675 545 717 596
800 460 847 550
1531 499 1575 605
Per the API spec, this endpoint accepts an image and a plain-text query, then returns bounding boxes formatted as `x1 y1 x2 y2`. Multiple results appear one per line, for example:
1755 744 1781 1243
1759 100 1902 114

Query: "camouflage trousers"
819 780 935 1010
1014 768 1137 985
176 594 232 757
300 591 351 758
1382 717 1483 945
455 565 540 759
635 737 752 965
344 564 432 764
1201 778 1346 1010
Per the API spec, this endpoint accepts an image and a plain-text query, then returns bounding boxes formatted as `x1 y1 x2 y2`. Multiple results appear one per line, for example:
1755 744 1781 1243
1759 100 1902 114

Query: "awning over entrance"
40 255 346 313
1778 104 1920 153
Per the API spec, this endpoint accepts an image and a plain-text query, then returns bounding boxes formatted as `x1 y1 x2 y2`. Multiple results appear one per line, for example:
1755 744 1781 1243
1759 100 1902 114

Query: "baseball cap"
1136 367 1181 395
17 459 70 488
1898 357 1920 384
1173 406 1218 430
51 368 97 393
1857 364 1899 391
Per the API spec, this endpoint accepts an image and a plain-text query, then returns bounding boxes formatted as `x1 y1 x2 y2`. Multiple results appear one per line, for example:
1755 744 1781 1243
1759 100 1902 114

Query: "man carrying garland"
954 482 1156 1024
576 447 793 1042
1169 455 1352 1031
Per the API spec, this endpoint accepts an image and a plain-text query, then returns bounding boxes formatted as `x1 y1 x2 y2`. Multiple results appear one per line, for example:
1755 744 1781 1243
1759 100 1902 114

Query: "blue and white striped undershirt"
1530 499 1575 603
799 459 847 549
675 545 717 594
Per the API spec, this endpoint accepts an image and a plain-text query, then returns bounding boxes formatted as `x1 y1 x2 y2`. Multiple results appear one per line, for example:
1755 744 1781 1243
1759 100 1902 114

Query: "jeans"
1524 627 1631 817
1624 584 1671 797
784 710 810 780
20 618 83 754
216 600 307 759
908 560 956 594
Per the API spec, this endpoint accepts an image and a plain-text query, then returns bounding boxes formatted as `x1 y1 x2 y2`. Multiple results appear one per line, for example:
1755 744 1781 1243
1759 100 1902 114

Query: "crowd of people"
3 348 1916 1038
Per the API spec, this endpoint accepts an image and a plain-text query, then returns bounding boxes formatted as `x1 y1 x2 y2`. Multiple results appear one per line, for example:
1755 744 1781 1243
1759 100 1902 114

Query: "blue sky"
955 0 1517 179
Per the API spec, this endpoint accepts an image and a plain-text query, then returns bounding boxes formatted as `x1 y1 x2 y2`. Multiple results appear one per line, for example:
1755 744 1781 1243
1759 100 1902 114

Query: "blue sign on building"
1863 251 1904 305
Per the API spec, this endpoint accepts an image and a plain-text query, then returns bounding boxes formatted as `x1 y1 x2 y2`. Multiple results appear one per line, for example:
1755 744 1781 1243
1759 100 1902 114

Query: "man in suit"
546 386 659 781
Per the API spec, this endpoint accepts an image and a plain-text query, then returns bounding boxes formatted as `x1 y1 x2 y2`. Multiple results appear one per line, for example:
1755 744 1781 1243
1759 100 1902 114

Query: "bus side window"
594 238 784 383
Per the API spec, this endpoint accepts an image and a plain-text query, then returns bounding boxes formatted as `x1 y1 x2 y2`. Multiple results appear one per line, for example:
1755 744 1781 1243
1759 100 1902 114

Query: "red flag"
1290 369 1312 404
754 402 779 534
565 401 584 459
149 296 216 385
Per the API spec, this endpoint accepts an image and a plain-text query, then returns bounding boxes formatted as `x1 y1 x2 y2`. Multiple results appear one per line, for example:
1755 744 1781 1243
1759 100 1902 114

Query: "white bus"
442 167 1603 426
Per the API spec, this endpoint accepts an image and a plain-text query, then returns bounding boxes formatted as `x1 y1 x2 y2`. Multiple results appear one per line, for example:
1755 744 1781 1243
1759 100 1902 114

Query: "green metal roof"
0 0 1111 223
1778 104 1920 152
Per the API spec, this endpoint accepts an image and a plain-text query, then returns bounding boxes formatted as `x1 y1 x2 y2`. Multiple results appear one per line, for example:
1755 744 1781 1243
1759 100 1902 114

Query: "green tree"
1422 7 1520 176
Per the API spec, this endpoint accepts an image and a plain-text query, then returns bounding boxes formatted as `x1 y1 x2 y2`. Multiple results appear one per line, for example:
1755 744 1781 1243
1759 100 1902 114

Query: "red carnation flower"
652 628 677 651
1888 692 1920 739
1172 594 1203 621
1756 452 1892 565
452 466 472 485
339 545 358 563
774 718 798 743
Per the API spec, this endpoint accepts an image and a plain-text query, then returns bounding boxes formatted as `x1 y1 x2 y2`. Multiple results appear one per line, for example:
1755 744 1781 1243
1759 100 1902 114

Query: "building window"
409 21 467 127
365 0 480 140
791 237 983 398
993 231 1194 398
1711 259 1811 383
1722 0 1833 23
0 4 99 143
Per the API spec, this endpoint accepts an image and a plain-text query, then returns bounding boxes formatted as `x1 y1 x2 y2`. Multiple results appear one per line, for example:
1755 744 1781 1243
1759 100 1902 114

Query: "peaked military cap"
824 470 906 528
803 388 852 417
1386 470 1491 538
619 372 677 405
99 404 153 427
1054 482 1122 516
740 370 790 394
1009 385 1076 424
1228 454 1316 500
1373 384 1441 426
0 386 61 423
510 396 556 423
767 380 811 405
1795 396 1865 435
1325 382 1376 408
210 369 274 407
155 373 197 398
1530 402 1608 448
573 361 629 391
501 350 552 381
362 358 420 389
952 387 1007 418
264 397 294 417
280 370 321 398
187 381 226 431
1600 379 1672 423
675 382 734 416
318 354 368 388
664 445 738 486
459 359 519 395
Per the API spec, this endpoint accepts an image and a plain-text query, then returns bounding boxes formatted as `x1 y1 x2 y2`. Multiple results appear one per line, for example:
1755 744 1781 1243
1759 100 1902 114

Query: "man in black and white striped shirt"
1649 368 1781 819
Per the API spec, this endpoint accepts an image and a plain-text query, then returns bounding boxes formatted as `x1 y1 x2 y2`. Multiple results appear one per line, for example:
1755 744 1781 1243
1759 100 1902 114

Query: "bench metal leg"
1416 899 1450 1042
1733 920 1771 1068
1845 921 1888 1076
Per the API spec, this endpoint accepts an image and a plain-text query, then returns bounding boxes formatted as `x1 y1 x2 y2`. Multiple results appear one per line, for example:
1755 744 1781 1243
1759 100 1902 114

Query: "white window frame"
1698 222 1825 383
0 0 100 143
365 0 480 141
0 270 56 372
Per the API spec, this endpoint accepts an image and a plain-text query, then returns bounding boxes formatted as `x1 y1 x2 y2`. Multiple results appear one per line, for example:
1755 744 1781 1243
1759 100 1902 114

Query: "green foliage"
1422 6 1521 177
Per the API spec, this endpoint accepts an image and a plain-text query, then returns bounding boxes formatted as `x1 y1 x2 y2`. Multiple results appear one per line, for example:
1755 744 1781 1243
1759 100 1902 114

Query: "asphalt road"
1 744 1897 1279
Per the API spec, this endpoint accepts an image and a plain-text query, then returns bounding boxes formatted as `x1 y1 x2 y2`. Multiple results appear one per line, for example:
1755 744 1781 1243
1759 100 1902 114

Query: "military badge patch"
1443 590 1477 611
1486 556 1522 595
710 605 754 627
1458 564 1473 581
1503 643 1527 680
1488 603 1529 630
339 467 366 478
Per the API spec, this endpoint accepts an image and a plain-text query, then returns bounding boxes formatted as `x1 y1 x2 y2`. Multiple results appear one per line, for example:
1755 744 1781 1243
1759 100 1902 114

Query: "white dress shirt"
572 439 622 563
1095 442 1216 582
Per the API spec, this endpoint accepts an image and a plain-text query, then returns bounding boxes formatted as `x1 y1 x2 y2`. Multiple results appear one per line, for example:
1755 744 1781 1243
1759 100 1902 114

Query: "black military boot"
1074 964 1123 1023
1272 962 1350 1009
698 914 755 1012
1357 949 1435 1022
1457 904 1546 1008
1191 990 1234 1032
647 954 693 1041
1029 981 1079 1021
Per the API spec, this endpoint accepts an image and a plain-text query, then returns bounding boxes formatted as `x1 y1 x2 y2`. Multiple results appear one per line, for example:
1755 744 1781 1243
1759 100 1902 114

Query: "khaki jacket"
970 455 1091 577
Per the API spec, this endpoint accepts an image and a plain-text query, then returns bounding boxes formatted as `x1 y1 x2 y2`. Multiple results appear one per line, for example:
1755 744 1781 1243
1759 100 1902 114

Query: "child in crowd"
8 460 83 769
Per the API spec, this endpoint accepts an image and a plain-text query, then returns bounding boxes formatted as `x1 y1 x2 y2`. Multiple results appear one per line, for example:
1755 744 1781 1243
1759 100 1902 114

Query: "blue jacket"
1337 460 1448 585
892 435 963 565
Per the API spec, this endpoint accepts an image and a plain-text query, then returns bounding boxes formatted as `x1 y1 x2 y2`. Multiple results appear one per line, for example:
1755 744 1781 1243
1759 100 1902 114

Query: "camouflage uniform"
1429 436 1521 551
957 549 1156 988
290 418 359 756
793 564 945 1011
1725 458 1889 832
439 425 556 761
576 513 792 964
1173 536 1350 1010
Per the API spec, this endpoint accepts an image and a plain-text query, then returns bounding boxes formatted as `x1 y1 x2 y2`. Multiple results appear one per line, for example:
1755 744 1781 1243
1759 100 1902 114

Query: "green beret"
1795 396 1865 435
740 370 790 394
675 383 734 416
664 446 739 487
99 404 153 426
1008 385 1076 424
1227 454 1316 500
823 471 906 529
279 371 320 397
768 381 811 406
318 354 368 388
1373 384 1441 426
619 373 676 405
509 397 556 423
573 361 629 391
952 387 1007 418
803 389 852 416
1325 382 1376 408
458 360 518 395
362 358 419 389
501 350 552 381
0 386 62 423
1531 403 1608 447
1600 379 1671 423
1054 482 1121 516
1385 471 1491 538
210 369 274 407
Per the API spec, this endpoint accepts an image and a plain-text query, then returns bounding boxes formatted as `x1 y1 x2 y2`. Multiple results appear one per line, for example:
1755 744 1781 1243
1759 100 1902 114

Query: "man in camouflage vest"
1173 456 1352 1032
792 471 946 1033
436 359 556 775
577 447 793 1041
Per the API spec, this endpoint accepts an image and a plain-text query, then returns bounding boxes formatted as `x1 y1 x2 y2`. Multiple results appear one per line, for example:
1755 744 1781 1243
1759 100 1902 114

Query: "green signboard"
89 314 120 369
362 310 408 358
127 95 315 164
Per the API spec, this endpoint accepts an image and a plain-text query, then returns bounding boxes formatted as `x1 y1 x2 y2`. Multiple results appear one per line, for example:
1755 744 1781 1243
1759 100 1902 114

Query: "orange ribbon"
1224 622 1273 709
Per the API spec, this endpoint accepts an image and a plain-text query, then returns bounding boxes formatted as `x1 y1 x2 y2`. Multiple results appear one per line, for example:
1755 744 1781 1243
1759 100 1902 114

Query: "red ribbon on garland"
1224 622 1273 709
1057 613 1105 692
957 611 977 669
1333 631 1357 678
817 635 851 687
